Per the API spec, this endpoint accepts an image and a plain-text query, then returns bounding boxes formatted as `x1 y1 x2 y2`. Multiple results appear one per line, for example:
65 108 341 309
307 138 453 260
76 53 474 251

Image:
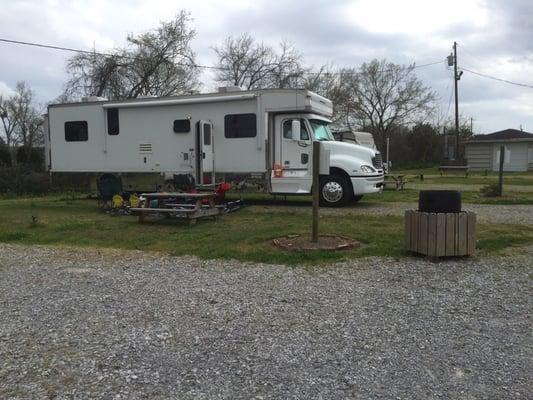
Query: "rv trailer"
45 88 384 206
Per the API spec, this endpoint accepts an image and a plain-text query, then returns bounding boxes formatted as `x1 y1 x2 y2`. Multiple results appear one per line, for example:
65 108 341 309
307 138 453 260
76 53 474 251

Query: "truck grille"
372 153 383 169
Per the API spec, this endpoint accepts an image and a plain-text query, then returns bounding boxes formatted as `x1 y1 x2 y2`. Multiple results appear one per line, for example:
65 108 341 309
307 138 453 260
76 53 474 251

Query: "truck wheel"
319 175 352 207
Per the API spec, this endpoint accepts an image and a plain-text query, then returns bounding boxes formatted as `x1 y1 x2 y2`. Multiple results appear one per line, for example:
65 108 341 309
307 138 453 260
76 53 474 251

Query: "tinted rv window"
203 124 211 146
65 121 88 142
173 119 190 133
224 113 256 138
107 108 119 135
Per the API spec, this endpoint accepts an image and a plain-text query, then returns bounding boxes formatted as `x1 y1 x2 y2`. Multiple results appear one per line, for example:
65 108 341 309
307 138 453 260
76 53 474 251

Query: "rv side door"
196 120 215 184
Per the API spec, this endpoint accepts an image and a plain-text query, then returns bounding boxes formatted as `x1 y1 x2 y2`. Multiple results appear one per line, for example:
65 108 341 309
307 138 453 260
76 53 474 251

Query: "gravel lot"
253 203 533 225
1 243 531 399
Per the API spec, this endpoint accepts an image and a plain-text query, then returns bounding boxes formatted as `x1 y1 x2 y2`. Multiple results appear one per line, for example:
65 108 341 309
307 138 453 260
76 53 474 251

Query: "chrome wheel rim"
322 181 343 203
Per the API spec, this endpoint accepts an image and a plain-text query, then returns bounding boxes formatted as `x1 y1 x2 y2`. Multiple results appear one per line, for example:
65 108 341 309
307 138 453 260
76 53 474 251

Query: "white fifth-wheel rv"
45 88 384 206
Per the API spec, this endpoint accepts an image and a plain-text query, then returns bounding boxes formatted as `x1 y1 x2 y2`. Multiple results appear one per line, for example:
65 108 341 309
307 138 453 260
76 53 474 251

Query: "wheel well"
329 167 354 197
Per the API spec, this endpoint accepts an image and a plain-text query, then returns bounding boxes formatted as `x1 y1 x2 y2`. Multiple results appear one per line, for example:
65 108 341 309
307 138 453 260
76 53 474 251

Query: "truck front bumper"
350 174 384 195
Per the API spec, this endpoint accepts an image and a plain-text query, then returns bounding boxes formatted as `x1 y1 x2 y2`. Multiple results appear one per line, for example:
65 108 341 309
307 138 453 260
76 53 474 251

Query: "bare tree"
340 59 437 149
64 11 199 100
0 94 21 167
0 82 44 166
213 33 305 89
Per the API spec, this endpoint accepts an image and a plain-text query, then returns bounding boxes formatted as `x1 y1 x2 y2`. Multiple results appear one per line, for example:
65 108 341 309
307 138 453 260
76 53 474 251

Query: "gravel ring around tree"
0 243 531 399
250 203 533 225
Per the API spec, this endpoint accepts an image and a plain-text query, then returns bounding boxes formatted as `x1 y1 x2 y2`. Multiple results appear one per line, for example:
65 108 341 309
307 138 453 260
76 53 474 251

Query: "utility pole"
453 41 460 160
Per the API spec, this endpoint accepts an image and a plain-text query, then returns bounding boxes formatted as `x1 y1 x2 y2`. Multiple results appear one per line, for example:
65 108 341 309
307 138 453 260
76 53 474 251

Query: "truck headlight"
360 165 376 173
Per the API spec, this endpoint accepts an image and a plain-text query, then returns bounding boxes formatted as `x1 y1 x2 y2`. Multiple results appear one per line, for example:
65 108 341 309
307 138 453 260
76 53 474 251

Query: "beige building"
465 129 533 172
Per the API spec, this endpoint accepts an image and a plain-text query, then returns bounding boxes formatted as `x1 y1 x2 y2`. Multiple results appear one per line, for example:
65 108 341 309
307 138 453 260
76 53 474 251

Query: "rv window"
65 121 88 142
203 124 212 146
107 108 119 135
224 113 256 138
173 119 190 133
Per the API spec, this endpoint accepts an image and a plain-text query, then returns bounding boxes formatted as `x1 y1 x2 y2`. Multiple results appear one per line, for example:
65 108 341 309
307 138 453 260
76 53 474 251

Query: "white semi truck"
45 88 384 206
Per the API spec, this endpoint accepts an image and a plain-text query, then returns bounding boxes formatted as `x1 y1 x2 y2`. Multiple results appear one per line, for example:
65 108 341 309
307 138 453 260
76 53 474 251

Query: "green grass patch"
0 197 532 264
226 188 533 205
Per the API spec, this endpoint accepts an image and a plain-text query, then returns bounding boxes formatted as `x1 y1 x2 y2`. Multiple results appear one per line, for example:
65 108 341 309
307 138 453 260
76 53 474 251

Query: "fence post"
498 145 504 196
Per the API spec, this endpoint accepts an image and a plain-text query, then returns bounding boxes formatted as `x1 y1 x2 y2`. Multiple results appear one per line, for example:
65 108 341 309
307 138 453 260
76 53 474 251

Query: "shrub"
0 146 11 167
480 183 501 197
0 167 50 195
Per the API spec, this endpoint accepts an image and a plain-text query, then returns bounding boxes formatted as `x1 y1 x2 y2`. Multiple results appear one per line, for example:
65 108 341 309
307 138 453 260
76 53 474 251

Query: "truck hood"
320 140 377 162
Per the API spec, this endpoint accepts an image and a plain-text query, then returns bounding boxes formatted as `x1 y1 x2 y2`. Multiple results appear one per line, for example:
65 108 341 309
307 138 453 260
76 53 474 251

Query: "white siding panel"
492 143 528 172
466 144 491 171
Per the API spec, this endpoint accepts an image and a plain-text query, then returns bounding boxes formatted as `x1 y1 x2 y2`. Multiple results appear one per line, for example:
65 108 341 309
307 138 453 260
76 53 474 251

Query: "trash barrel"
405 190 475 257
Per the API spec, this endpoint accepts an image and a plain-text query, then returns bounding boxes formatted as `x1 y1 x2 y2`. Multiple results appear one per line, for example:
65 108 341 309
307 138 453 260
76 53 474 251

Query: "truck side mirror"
291 120 301 140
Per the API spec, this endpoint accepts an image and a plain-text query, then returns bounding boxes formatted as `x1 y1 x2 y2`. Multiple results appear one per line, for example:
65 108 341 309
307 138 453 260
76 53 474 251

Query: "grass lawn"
226 189 533 205
0 196 532 265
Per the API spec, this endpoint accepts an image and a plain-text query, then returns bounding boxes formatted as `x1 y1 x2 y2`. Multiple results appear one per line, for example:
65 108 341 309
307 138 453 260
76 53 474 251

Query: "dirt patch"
272 234 360 251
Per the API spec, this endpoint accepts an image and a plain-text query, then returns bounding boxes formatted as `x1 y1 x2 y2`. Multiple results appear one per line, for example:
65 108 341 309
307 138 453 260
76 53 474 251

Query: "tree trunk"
9 146 17 168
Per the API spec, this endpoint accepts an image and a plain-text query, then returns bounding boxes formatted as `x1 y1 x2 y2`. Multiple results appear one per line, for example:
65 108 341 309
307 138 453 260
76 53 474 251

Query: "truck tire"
418 190 461 213
319 174 352 207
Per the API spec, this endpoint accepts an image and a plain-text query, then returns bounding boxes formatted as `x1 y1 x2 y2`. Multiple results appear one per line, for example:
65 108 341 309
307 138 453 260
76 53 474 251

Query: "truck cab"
270 113 384 206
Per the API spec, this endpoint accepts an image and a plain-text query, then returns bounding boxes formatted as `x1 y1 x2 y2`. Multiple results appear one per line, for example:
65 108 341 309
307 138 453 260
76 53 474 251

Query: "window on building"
224 113 256 138
203 124 212 146
65 121 88 142
107 108 119 135
283 119 309 140
173 119 190 133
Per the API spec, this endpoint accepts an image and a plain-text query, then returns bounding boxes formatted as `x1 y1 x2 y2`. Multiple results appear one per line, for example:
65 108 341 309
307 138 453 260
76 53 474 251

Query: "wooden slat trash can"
405 210 476 257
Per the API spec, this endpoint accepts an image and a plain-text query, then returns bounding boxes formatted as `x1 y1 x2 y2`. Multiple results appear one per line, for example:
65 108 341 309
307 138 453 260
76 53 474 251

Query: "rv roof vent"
218 86 242 93
81 96 107 102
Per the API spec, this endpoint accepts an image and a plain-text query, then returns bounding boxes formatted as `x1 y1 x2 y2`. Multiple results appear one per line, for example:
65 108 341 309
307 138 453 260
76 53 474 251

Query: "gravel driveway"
1 244 531 399
252 203 533 225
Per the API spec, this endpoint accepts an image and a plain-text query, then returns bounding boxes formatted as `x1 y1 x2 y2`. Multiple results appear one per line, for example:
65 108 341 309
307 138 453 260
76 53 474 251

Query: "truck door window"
283 119 309 140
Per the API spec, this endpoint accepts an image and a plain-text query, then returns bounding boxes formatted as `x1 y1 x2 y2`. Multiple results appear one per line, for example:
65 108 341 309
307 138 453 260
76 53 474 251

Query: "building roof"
468 129 533 143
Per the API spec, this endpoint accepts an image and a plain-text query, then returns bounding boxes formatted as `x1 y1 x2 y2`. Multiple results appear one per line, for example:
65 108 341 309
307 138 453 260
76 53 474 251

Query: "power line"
461 66 533 89
0 37 117 57
0 36 444 75
0 37 225 70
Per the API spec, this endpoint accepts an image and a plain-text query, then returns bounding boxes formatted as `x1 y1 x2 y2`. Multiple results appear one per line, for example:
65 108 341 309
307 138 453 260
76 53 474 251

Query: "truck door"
196 120 215 184
271 115 312 193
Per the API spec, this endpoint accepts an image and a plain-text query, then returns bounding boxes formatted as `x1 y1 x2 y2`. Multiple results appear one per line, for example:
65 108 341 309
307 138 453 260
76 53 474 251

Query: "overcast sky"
1 0 532 133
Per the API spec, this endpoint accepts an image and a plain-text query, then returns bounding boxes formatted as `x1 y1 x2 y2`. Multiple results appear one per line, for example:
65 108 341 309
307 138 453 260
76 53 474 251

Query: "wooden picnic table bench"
439 165 469 177
130 192 221 224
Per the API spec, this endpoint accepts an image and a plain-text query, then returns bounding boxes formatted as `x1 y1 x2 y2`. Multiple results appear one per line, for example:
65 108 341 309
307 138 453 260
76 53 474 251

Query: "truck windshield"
309 119 334 141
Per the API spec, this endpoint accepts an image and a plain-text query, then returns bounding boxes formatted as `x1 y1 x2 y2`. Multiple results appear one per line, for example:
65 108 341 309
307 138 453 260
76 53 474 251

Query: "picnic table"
130 192 222 224
439 165 469 176
384 174 406 190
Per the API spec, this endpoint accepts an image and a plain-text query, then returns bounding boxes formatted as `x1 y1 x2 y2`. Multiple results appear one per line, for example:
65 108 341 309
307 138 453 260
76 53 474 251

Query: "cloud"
0 81 15 98
0 0 532 132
